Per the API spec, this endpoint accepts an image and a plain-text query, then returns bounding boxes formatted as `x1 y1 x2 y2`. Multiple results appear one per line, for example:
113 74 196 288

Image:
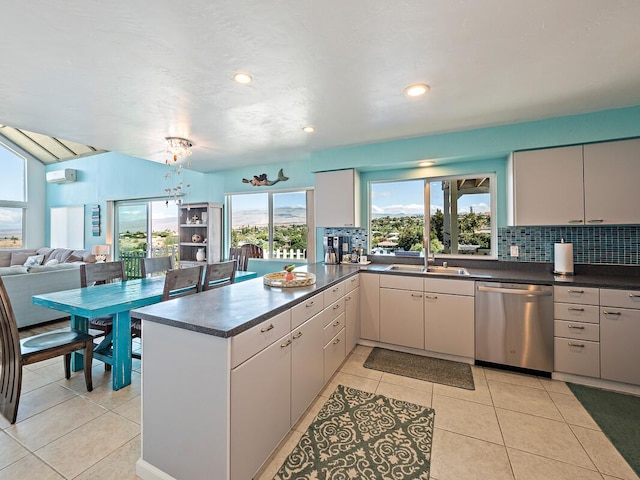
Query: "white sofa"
0 248 95 329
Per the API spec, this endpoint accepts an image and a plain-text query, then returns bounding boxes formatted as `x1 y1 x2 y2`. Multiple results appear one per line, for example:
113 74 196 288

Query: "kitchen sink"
384 264 470 276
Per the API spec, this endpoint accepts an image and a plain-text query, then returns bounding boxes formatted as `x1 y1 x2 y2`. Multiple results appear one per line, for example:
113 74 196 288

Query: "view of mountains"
232 207 306 227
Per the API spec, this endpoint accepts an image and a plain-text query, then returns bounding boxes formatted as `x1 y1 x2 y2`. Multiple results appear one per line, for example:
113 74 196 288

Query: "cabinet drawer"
324 298 345 325
291 293 324 329
324 328 346 382
323 312 345 345
324 281 346 305
345 274 360 292
424 278 474 296
231 310 291 368
600 289 640 310
554 320 599 342
553 286 599 305
554 303 599 324
554 338 600 378
380 274 423 291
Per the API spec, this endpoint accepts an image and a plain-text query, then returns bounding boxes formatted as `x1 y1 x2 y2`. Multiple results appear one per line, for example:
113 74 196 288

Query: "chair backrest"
241 243 264 259
229 247 249 271
80 261 127 287
141 256 174 277
0 276 22 374
203 260 237 291
162 265 203 301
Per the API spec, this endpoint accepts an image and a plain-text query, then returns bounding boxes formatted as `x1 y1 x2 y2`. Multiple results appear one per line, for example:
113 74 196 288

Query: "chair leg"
64 353 71 379
83 342 94 392
0 363 22 425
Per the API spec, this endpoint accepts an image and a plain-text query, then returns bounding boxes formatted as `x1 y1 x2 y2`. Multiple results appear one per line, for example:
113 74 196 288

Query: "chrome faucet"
424 249 435 269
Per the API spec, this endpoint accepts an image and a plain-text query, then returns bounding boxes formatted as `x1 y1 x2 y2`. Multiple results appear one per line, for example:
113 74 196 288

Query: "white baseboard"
136 458 176 480
552 372 640 396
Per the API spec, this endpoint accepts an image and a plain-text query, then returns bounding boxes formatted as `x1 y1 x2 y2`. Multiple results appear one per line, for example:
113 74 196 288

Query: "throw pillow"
23 254 45 267
44 258 60 266
65 254 83 263
10 252 31 266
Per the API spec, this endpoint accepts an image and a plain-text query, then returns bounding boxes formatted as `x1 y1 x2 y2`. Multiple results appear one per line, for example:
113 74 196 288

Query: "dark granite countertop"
131 264 358 338
132 260 640 339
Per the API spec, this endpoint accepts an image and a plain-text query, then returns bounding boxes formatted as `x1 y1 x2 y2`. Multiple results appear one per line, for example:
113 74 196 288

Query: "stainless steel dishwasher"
475 282 554 373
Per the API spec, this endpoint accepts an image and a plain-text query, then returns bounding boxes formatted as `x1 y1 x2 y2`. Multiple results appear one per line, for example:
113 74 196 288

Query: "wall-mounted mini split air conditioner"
46 168 77 184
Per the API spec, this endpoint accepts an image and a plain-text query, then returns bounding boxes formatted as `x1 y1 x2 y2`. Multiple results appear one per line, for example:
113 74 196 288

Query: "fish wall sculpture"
242 168 289 187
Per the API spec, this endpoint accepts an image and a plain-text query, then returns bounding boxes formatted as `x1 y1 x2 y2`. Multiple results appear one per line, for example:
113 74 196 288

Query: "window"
229 190 309 260
370 174 495 257
0 142 26 248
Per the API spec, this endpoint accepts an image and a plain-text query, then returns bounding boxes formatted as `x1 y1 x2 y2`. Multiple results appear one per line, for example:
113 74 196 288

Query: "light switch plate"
510 245 519 257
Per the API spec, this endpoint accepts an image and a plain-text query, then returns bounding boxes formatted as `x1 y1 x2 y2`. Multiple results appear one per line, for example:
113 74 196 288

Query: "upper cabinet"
511 138 640 226
314 169 361 227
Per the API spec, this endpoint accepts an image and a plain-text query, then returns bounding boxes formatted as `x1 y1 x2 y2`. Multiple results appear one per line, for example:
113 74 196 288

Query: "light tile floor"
1 324 638 480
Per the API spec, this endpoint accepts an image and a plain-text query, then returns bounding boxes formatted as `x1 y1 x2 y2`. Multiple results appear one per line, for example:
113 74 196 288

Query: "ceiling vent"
46 168 77 184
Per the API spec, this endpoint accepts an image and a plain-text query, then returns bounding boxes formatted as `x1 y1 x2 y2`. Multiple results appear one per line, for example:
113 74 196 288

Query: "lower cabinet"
231 331 292 480
360 273 380 341
424 293 474 357
345 286 360 353
380 287 424 349
324 328 346 381
554 337 600 378
600 306 640 385
291 312 326 425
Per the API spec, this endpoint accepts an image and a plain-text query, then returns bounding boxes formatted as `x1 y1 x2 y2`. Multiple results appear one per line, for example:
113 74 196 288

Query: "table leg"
111 310 133 390
70 314 89 372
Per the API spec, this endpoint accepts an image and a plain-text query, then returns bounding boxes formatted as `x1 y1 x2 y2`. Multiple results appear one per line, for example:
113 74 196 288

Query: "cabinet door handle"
292 331 303 339
260 324 274 333
630 294 640 298
333 304 340 310
333 338 341 345
587 219 604 223
425 295 438 300
567 307 585 312
332 287 339 292
567 289 584 294
603 311 621 316
568 219 584 224
280 339 292 348
568 342 585 348
306 301 315 308
345 296 351 301
333 320 341 326
568 324 585 330
410 293 423 298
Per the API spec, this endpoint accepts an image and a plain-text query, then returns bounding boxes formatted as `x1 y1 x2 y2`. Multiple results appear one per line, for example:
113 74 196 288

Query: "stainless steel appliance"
323 235 343 264
475 282 554 373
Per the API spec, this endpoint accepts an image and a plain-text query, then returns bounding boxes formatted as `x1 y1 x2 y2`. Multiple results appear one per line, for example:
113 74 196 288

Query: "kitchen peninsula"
132 264 360 480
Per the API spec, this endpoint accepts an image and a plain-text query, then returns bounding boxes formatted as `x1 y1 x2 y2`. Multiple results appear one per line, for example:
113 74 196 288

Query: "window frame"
226 188 314 262
369 172 497 259
0 141 27 248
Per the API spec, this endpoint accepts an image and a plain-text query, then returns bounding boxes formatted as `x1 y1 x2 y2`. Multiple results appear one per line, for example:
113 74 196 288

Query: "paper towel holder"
553 239 574 276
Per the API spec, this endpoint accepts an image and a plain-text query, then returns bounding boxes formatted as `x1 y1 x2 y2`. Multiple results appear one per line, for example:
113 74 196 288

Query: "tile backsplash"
498 226 640 265
324 227 368 251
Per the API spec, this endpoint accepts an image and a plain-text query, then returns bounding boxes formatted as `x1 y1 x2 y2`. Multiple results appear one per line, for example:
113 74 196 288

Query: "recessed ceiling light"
404 83 430 97
418 160 435 167
233 72 253 84
302 126 315 133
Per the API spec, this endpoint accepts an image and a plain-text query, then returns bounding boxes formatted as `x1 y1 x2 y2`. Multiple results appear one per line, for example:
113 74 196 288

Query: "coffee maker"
323 235 343 264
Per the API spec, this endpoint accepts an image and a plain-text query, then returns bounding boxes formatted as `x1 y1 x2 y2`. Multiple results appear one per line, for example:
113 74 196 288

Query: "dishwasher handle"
477 285 552 296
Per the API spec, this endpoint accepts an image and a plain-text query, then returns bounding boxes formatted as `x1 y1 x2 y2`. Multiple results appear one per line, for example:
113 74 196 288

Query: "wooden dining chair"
229 247 249 271
241 243 264 259
0 277 94 424
162 265 204 300
141 256 174 277
203 260 237 291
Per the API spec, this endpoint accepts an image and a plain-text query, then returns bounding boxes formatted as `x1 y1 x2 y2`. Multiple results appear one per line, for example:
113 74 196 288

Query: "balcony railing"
119 245 179 279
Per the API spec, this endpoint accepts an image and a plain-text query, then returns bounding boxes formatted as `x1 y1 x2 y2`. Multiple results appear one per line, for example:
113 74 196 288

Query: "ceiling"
1 1 639 173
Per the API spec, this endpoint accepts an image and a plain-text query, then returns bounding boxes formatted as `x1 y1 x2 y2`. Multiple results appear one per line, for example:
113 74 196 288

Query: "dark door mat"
364 347 475 390
568 383 640 476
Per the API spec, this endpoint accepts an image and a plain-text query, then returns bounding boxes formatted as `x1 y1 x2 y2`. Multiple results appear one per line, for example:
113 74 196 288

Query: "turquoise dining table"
33 270 258 390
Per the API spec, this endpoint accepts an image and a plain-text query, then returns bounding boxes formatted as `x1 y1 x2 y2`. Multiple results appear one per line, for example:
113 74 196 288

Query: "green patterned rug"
274 385 435 479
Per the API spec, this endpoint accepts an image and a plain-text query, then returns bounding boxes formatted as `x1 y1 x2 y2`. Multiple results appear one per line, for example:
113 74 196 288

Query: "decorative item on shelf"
241 168 289 187
91 244 110 263
192 233 202 243
196 247 206 262
201 212 208 224
164 136 193 206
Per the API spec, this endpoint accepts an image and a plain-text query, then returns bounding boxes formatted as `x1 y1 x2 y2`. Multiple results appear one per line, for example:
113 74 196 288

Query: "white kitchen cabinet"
379 287 424 349
424 292 474 357
291 312 326 425
600 289 640 386
512 146 584 226
554 337 601 378
583 138 640 225
512 138 640 226
314 169 361 227
231 332 292 480
360 273 380 341
324 328 346 381
345 286 360 354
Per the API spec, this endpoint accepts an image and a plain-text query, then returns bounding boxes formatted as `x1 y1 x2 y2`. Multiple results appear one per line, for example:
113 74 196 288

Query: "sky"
0 145 26 234
371 179 491 216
